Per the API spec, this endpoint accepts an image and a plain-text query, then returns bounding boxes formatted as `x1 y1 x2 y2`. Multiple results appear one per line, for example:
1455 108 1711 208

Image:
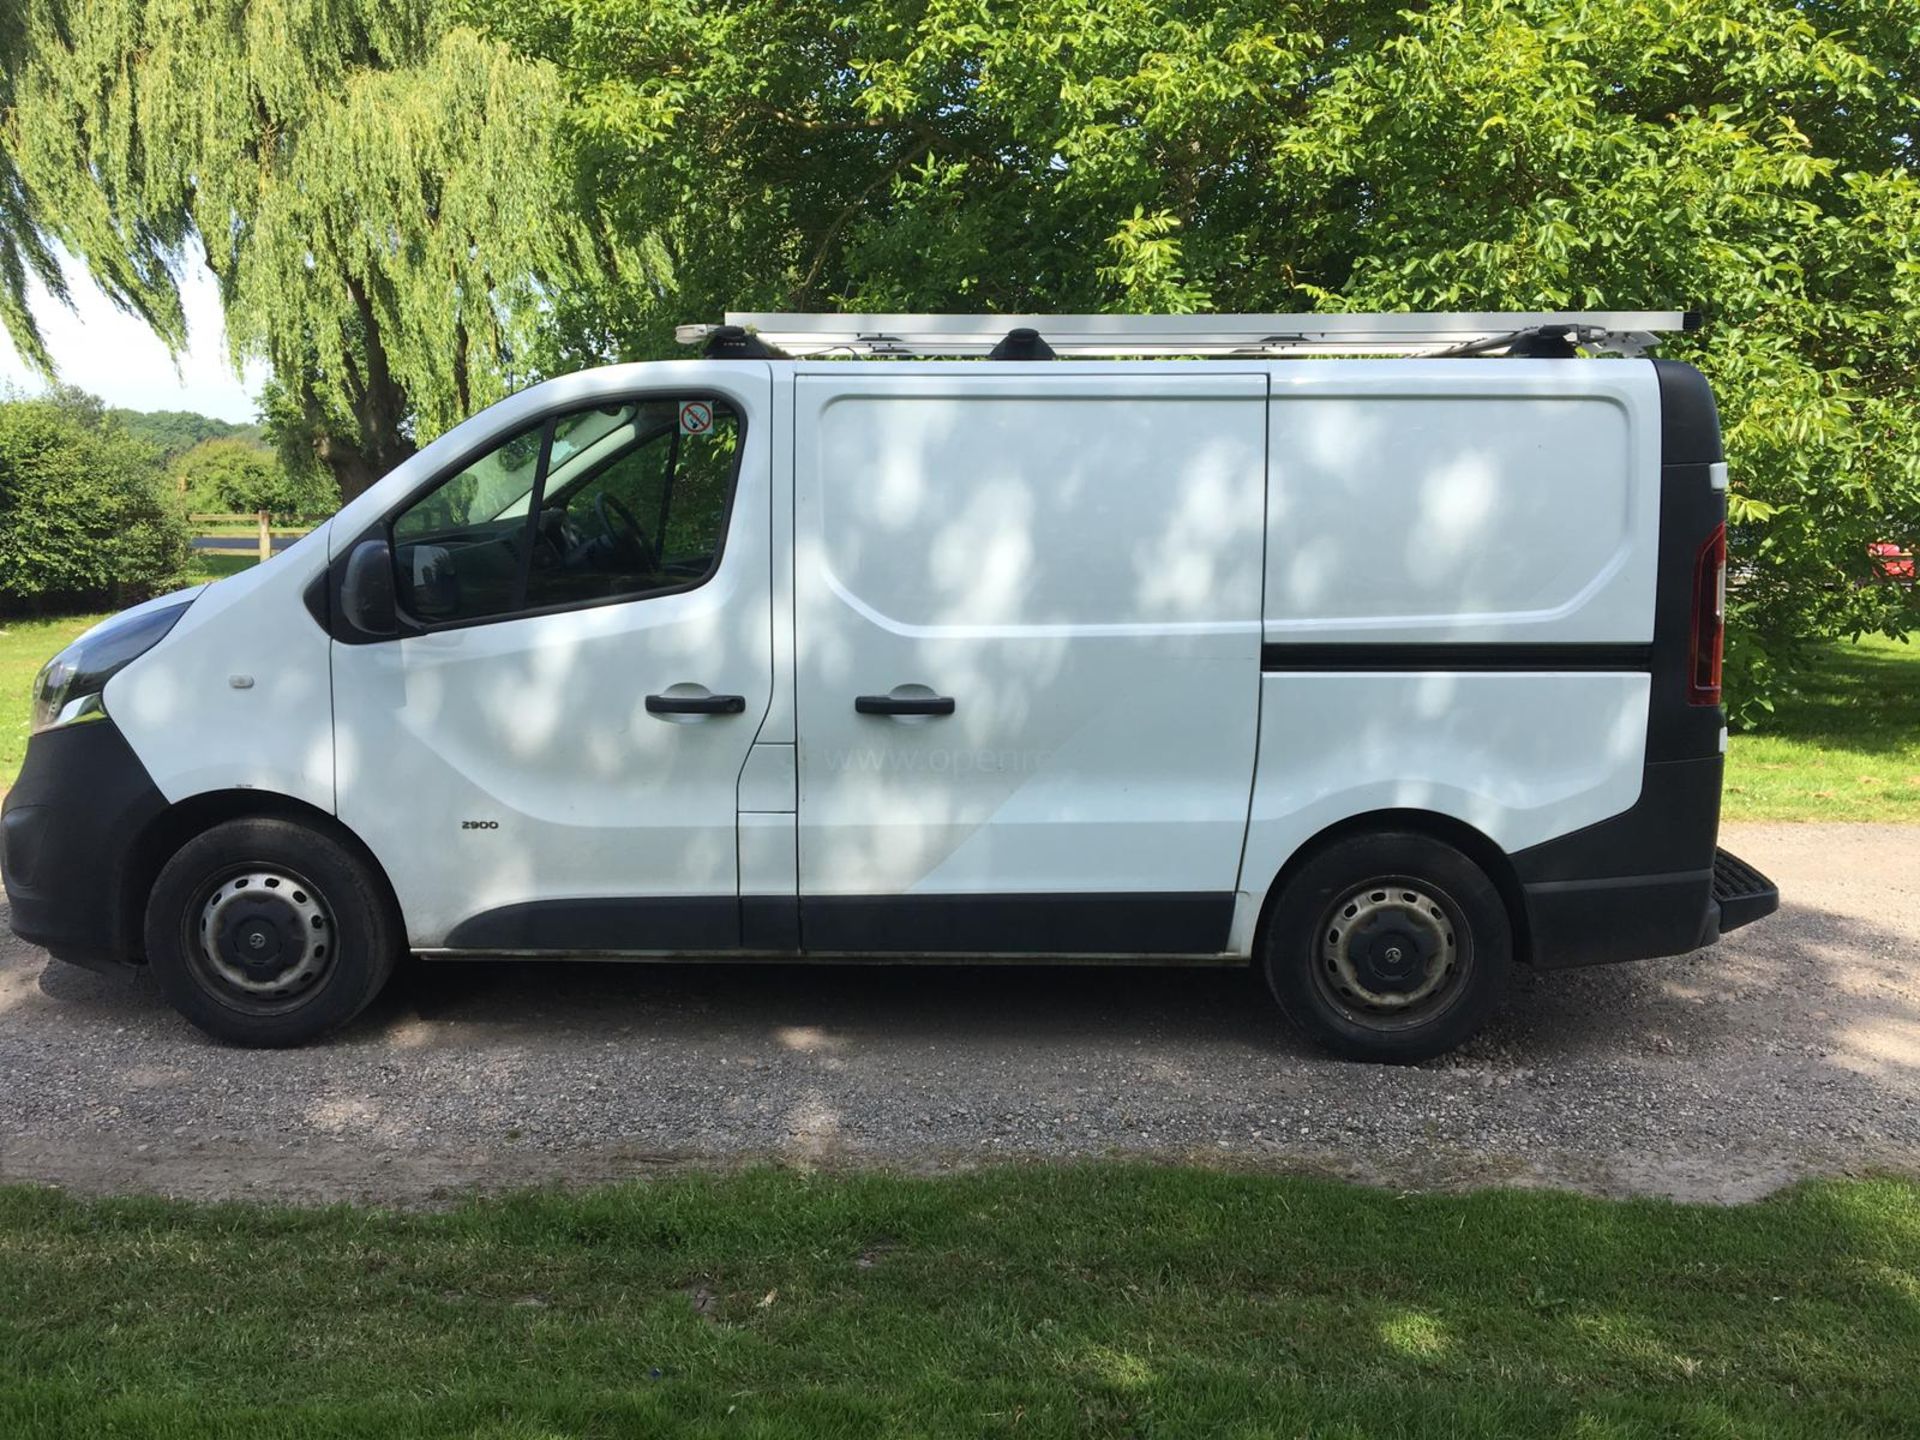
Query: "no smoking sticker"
678 400 714 436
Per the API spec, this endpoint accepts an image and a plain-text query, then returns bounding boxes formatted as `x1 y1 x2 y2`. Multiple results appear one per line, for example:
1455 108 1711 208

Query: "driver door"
332 367 773 951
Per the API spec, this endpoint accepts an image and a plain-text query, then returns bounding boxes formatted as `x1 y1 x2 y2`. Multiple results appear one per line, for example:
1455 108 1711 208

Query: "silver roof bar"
675 310 1699 359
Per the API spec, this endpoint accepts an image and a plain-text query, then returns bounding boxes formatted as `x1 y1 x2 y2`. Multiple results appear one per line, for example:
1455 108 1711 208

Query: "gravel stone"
0 822 1914 1206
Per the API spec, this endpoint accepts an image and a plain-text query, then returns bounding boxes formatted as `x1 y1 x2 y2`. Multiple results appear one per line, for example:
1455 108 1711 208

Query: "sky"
0 244 268 423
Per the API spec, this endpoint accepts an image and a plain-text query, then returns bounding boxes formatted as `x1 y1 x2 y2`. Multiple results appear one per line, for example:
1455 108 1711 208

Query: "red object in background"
1869 542 1915 582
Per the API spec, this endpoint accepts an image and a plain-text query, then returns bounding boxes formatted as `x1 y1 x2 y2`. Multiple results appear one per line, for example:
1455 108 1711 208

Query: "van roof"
676 311 1700 361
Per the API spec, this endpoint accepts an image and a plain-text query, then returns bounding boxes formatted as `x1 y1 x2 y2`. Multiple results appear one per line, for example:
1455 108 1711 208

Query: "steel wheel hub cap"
197 871 333 997
1322 884 1456 1009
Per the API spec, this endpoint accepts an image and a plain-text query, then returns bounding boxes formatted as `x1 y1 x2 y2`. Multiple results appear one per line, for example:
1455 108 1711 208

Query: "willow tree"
478 0 1918 715
3 1 634 497
0 4 72 375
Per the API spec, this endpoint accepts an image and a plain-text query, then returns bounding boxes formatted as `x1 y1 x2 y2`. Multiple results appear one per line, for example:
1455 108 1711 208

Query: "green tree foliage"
0 388 189 611
0 5 68 377
1 1 625 500
169 437 340 517
476 0 1918 716
3 0 1914 711
108 409 260 463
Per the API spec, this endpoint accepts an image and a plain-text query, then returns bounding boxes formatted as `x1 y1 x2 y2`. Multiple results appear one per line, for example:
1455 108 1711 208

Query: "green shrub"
169 436 340 518
0 389 190 612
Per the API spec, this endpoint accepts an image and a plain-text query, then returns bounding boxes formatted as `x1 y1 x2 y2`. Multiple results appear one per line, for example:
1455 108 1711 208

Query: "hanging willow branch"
3 0 645 497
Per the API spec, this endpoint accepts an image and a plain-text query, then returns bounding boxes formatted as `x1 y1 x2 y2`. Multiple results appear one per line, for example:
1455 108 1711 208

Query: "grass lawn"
0 612 106 789
1 1168 1916 1437
1723 633 1920 822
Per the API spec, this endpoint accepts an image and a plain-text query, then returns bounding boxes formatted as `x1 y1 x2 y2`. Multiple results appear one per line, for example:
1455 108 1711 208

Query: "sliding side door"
792 369 1267 954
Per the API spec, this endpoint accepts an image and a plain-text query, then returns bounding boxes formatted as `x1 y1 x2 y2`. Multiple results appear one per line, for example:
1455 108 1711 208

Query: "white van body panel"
97 355 1674 962
106 525 338 812
330 363 775 946
791 367 1267 908
1264 361 1661 643
1228 670 1651 952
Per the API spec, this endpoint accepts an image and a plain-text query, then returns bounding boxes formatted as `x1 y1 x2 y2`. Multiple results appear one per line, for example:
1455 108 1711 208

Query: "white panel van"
1 313 1780 1060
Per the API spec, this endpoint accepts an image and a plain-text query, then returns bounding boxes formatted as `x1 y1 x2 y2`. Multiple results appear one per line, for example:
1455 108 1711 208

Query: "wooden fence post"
257 511 272 564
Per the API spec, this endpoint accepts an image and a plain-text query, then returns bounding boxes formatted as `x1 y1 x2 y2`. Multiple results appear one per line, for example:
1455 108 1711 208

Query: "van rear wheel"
1263 831 1511 1063
144 817 401 1047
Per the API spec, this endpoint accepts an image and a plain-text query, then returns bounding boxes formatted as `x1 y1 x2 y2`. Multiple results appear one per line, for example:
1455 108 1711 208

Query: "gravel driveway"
2 822 1914 1206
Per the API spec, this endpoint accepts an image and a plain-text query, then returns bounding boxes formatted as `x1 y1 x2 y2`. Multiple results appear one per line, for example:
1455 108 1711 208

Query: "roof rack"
675 311 1699 360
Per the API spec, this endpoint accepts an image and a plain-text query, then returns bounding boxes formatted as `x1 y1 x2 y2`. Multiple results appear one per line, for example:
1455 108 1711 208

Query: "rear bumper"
2 719 167 971
1522 846 1778 971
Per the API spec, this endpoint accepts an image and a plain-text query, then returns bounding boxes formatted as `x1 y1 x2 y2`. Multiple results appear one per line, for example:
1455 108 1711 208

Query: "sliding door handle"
646 692 746 715
856 694 955 717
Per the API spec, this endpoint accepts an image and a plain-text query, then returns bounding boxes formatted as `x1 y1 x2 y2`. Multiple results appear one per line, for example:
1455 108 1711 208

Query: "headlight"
30 595 197 735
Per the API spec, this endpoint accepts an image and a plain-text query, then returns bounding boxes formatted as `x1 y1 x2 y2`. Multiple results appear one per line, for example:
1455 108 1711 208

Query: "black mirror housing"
340 539 399 638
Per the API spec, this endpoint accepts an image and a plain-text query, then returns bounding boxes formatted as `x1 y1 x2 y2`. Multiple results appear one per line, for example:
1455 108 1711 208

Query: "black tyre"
144 817 402 1047
1262 830 1512 1064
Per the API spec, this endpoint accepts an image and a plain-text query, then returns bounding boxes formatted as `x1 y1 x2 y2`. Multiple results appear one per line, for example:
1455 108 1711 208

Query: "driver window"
390 397 742 626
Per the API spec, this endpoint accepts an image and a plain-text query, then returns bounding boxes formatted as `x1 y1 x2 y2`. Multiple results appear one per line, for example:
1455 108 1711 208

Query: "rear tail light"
1689 523 1726 705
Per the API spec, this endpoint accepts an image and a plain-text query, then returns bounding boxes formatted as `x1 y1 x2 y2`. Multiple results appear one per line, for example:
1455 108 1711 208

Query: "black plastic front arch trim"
1 719 168 968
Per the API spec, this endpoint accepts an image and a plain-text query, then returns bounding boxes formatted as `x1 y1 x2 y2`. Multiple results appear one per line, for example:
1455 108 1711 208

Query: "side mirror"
340 539 399 637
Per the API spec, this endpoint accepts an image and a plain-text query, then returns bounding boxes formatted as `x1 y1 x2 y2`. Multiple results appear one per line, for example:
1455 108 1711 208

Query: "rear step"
1713 848 1780 933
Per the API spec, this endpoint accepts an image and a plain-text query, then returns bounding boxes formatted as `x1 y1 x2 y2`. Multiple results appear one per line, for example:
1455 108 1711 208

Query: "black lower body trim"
1522 868 1717 970
440 891 1235 957
800 892 1235 956
1261 642 1652 672
443 897 740 951
741 895 800 950
1519 847 1780 971
3 720 167 968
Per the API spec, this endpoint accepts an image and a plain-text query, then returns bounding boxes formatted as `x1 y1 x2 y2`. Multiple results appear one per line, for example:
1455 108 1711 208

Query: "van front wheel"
144 817 401 1047
1262 831 1511 1063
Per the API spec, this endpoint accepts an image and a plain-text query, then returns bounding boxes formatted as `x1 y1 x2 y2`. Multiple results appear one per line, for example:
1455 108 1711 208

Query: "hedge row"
0 390 190 613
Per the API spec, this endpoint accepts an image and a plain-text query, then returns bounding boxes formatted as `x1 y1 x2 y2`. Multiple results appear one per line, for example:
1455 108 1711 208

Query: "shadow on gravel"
1490 903 1919 1076
20 898 1917 1081
371 957 1295 1052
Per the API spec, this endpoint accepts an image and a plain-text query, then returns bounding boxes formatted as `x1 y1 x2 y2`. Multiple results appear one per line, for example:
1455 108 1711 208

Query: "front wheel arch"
142 813 403 1046
121 790 402 964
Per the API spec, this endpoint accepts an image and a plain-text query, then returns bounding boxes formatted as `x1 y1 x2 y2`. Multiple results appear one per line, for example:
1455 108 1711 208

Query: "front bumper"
1522 846 1779 971
2 719 168 971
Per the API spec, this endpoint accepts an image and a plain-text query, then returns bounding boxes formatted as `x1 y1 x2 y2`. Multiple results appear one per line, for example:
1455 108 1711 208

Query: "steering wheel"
592 493 656 569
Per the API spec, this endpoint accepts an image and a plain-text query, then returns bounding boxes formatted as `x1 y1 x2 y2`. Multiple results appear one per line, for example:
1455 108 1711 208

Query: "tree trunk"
314 432 383 503
312 278 418 503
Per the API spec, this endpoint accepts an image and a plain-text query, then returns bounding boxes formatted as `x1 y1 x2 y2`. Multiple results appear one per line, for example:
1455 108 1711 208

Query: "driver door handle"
646 693 746 715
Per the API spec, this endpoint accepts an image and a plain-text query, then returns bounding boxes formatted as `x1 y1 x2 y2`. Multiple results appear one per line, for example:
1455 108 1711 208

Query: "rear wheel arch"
1250 809 1531 966
121 790 401 962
